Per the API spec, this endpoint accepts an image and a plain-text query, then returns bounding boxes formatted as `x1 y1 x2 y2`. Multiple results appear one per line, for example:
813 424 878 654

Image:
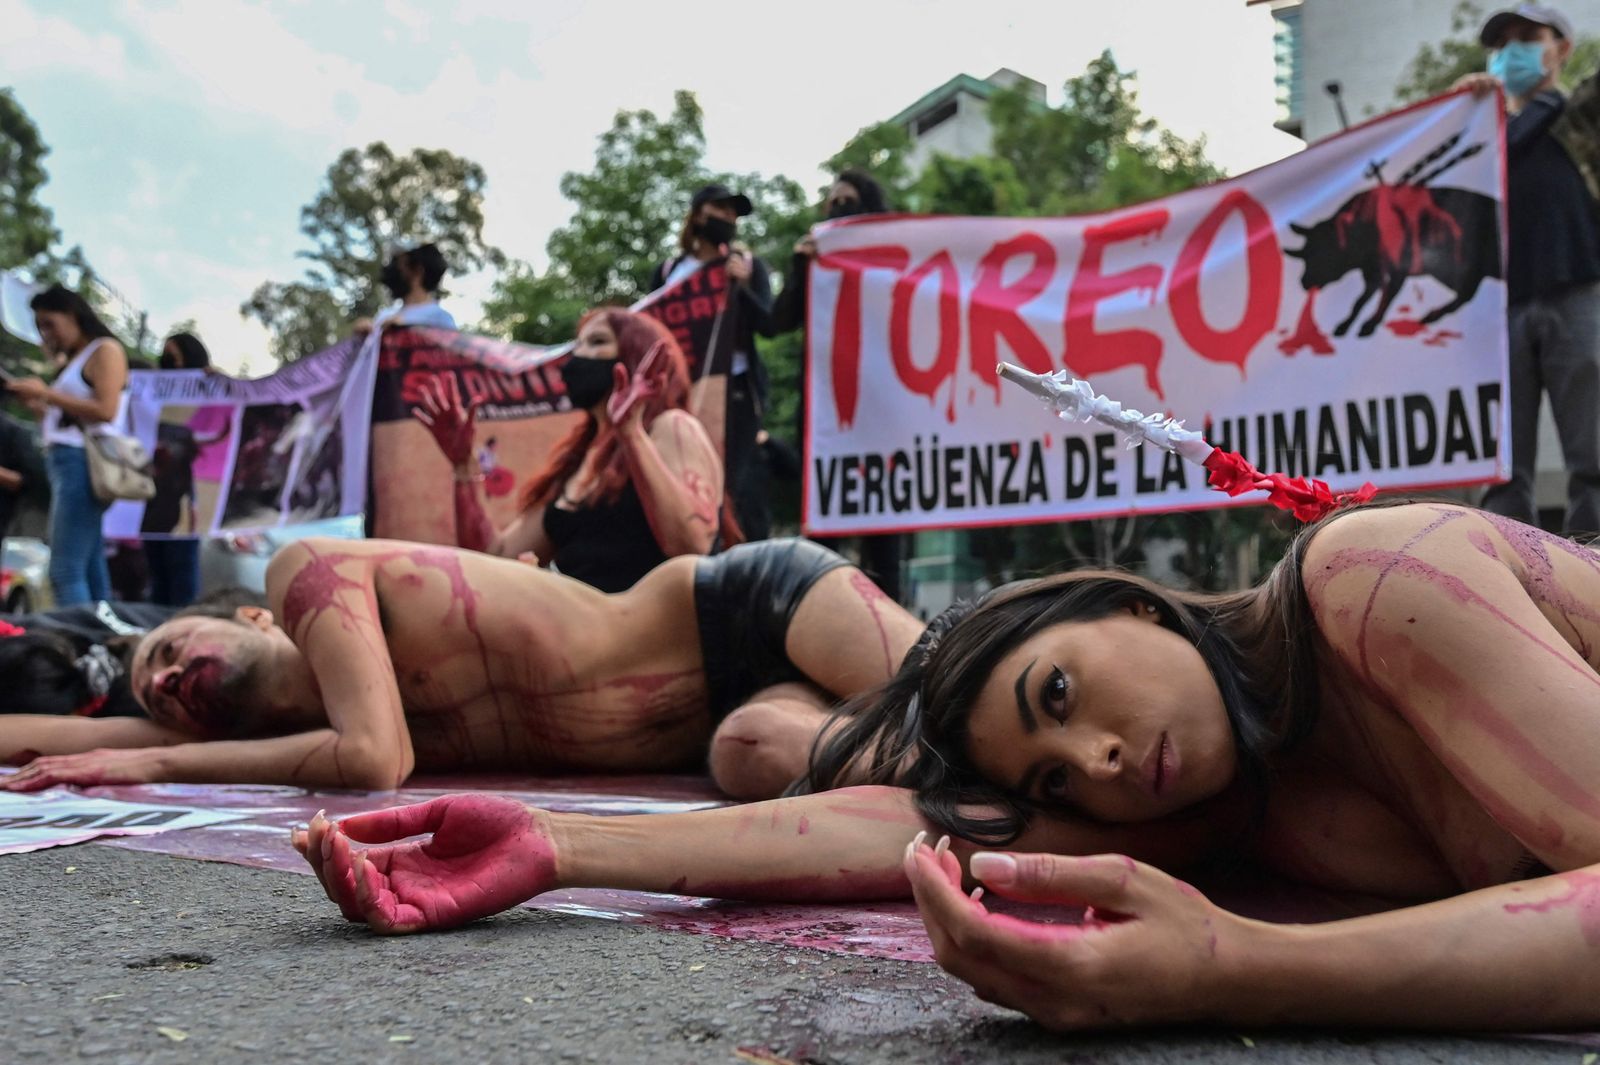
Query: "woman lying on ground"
417 307 735 593
0 537 922 798
295 501 1600 1032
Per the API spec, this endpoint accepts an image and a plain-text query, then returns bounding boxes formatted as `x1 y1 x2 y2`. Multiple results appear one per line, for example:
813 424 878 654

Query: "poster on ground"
0 785 248 855
106 337 376 538
804 89 1509 535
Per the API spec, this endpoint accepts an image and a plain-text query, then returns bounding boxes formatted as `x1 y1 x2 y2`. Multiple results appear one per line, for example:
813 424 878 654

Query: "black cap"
1480 3 1574 45
690 183 753 216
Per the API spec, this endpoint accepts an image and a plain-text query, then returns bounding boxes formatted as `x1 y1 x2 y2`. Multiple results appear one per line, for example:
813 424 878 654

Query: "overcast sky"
2 0 1302 374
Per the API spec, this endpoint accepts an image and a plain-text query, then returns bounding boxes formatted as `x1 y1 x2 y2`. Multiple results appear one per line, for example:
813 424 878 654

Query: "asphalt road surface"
5 846 1590 1064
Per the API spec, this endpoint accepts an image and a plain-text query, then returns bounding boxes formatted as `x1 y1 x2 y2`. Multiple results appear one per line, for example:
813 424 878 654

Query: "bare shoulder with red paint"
1299 503 1600 874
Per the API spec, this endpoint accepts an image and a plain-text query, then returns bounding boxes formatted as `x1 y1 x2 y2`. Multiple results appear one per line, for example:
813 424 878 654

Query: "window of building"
914 98 958 136
1273 4 1305 137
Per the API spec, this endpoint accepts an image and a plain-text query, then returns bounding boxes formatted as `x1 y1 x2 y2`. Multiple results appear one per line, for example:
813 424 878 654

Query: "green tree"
986 51 1222 216
482 91 810 345
823 120 917 206
1398 1 1600 102
0 88 59 272
244 142 505 362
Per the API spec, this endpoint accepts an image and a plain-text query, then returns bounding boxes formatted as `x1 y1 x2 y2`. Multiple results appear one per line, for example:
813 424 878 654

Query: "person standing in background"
772 170 906 602
0 408 47 544
373 243 456 331
1459 4 1600 534
141 332 221 606
9 285 130 606
650 185 777 535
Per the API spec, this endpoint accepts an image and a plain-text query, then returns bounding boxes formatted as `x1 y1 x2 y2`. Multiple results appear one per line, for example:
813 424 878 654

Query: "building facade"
1256 0 1600 521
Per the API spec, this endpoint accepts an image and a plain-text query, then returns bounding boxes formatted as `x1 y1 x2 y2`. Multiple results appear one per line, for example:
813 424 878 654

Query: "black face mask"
381 260 408 299
827 199 865 220
696 216 738 248
560 356 615 410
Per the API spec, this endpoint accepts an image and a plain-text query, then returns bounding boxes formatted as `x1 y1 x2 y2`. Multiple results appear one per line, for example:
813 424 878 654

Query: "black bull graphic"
1284 135 1501 339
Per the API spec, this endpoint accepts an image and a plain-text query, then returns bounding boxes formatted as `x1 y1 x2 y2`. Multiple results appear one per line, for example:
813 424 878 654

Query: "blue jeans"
47 443 111 606
145 537 201 606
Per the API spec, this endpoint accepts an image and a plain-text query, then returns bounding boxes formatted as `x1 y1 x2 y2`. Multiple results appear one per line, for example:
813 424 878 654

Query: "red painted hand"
0 747 169 791
606 343 665 429
905 836 1244 1029
411 374 478 466
292 795 558 934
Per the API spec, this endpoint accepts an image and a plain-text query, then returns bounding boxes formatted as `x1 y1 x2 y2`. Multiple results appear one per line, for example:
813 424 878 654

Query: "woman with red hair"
415 308 727 593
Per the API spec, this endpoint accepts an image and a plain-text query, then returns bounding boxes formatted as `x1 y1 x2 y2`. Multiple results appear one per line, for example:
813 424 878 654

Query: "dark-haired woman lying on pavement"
295 502 1600 1032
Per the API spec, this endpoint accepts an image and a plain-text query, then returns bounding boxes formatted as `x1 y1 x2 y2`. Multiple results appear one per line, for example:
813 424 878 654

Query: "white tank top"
42 338 128 448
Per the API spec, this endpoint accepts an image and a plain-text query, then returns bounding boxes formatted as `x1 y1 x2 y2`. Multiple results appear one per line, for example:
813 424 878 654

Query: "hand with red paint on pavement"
412 374 479 468
0 746 171 791
904 835 1244 1029
291 795 558 934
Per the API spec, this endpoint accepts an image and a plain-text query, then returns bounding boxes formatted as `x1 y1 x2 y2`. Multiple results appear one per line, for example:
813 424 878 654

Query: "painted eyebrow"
1014 658 1039 734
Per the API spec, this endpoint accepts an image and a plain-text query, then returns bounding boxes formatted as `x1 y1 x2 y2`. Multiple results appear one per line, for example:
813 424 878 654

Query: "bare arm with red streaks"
618 408 722 557
414 373 552 560
295 785 1218 933
253 539 416 789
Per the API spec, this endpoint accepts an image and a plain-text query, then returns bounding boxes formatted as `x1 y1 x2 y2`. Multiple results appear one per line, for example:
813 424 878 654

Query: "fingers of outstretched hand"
1 755 86 790
323 826 367 922
969 851 1141 912
352 851 426 935
338 796 456 844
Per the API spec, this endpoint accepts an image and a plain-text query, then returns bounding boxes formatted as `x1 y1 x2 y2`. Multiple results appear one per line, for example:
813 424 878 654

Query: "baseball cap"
690 183 753 216
1480 3 1574 46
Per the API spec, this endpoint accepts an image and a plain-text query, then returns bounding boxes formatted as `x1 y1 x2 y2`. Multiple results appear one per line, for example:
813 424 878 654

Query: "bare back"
1259 503 1600 899
269 540 712 773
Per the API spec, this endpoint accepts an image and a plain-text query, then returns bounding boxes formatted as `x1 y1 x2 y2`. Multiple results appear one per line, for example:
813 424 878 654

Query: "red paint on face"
1502 871 1600 946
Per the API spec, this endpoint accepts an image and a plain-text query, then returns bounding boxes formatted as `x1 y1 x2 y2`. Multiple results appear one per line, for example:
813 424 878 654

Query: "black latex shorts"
693 538 851 722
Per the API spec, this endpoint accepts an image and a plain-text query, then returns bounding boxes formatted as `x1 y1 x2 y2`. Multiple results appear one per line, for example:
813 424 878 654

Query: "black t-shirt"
541 482 669 594
1507 90 1600 304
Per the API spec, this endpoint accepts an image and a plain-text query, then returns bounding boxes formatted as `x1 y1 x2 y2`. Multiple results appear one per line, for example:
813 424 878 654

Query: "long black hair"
162 332 210 370
833 168 890 215
29 284 118 348
796 509 1346 844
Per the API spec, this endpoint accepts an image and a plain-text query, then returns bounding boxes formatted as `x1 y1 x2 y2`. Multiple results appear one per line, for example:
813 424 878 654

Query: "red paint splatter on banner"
1385 318 1427 337
1278 288 1335 356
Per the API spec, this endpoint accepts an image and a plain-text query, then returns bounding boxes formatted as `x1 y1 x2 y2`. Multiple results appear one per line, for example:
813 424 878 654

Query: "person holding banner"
649 184 777 533
1459 4 1600 534
373 243 456 332
771 169 905 603
8 286 129 606
0 535 921 802
416 307 732 593
291 501 1600 1033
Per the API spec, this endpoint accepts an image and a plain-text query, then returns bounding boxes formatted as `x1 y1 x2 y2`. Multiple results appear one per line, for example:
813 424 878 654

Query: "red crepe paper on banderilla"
1203 449 1377 523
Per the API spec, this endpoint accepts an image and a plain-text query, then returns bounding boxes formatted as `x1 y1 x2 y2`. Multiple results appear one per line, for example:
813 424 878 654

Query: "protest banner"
803 90 1509 535
106 337 376 538
367 265 726 545
368 325 578 543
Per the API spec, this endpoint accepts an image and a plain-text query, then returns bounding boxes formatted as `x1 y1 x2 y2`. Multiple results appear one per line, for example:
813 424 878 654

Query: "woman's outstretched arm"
294 785 1217 934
